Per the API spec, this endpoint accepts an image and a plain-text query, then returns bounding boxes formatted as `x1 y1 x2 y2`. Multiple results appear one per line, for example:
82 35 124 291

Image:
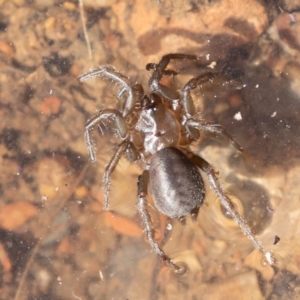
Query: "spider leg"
137 170 184 273
181 72 218 117
190 153 274 265
187 119 243 152
148 53 202 101
149 53 201 74
146 63 178 76
78 66 144 116
181 71 243 116
85 109 128 163
103 140 137 211
181 73 243 151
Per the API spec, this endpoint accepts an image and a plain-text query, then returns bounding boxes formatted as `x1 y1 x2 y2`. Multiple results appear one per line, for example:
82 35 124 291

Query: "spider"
78 54 274 274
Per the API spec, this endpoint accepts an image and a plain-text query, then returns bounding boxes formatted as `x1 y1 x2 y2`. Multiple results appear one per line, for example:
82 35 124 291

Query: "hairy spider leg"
78 66 144 116
137 170 185 273
181 73 243 151
103 140 138 210
85 109 128 163
181 72 218 117
190 153 274 265
85 109 140 210
180 73 220 141
187 119 243 152
148 53 202 101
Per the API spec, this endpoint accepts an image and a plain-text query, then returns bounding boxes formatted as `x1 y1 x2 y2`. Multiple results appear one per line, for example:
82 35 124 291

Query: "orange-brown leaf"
104 211 142 237
0 201 39 230
0 243 11 272
40 96 61 116
0 41 15 57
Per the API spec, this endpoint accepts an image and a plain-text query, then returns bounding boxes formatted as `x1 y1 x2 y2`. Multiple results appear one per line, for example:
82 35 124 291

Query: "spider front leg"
78 66 144 116
85 109 128 162
182 73 243 151
181 72 218 117
137 170 185 273
147 53 202 101
146 63 178 76
189 154 274 265
181 71 243 109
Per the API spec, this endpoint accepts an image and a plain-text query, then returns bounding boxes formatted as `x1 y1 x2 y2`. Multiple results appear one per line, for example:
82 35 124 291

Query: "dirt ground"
1 0 300 299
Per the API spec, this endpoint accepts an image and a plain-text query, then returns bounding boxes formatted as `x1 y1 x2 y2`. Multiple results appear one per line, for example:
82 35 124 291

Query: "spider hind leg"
137 170 186 273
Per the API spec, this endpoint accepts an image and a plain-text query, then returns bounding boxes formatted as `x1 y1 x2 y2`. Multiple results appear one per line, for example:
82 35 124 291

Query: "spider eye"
146 103 157 111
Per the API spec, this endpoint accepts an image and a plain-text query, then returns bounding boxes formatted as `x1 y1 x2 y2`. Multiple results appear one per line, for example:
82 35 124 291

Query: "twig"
78 0 93 61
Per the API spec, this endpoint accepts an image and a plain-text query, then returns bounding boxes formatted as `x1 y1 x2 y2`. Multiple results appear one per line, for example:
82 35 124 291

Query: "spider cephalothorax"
79 54 274 273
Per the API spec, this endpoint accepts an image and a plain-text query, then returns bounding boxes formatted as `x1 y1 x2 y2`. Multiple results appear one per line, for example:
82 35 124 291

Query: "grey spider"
78 54 274 273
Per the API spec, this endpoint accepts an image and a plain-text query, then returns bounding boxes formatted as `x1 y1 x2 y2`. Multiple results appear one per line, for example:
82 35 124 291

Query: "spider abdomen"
149 147 205 219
